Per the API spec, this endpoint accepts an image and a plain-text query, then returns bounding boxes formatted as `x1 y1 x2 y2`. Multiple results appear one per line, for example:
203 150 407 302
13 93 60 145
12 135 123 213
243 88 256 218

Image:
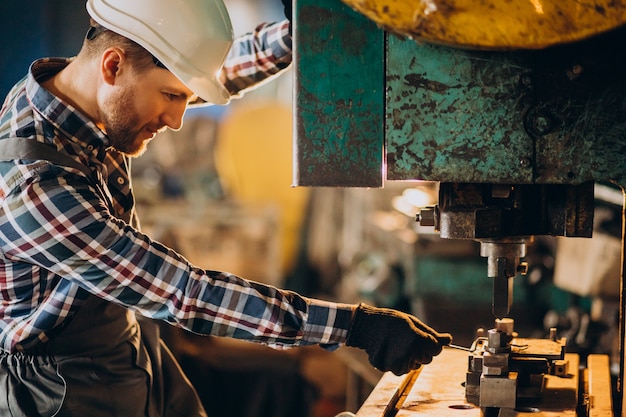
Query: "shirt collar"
26 58 109 158
24 58 135 222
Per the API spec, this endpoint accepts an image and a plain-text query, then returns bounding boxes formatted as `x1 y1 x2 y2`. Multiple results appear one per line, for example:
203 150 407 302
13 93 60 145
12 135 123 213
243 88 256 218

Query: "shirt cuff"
303 298 355 347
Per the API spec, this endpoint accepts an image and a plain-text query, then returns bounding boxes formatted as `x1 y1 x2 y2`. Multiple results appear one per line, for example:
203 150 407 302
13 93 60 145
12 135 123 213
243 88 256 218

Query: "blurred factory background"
1 2 623 417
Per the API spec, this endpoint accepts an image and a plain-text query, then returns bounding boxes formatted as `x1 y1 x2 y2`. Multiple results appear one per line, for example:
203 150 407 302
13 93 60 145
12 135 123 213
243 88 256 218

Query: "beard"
100 88 152 157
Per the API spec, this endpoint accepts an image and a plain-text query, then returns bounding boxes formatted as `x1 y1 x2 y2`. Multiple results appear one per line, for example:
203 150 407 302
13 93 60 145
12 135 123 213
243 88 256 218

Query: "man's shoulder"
0 79 33 140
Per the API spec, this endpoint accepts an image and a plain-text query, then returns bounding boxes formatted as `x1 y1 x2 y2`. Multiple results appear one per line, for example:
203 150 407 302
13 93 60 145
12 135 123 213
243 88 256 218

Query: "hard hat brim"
185 72 231 106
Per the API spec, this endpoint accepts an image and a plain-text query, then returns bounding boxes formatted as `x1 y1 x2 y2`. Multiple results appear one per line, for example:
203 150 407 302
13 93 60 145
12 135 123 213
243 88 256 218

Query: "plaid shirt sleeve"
220 20 292 97
0 162 352 351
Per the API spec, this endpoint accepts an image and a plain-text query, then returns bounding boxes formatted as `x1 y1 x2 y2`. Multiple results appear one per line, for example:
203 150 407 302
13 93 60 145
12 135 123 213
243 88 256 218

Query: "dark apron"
0 139 208 416
0 295 207 417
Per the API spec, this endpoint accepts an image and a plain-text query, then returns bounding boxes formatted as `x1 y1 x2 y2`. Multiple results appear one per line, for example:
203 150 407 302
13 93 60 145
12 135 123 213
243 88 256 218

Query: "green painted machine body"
293 0 384 187
294 0 626 188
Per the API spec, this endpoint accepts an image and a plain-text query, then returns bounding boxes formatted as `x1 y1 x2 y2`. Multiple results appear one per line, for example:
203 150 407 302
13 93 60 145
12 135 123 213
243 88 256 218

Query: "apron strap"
0 138 94 179
0 137 120 211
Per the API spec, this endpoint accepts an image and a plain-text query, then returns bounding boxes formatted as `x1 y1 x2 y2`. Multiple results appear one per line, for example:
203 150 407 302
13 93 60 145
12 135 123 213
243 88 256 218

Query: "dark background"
1 1 89 100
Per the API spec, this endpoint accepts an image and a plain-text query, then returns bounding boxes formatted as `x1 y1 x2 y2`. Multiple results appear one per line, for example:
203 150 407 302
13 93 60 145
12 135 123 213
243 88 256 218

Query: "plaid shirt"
0 21 353 353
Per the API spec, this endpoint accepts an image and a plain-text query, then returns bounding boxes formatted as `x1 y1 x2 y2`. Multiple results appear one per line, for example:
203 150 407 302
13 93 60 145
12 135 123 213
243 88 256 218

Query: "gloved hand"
346 304 452 376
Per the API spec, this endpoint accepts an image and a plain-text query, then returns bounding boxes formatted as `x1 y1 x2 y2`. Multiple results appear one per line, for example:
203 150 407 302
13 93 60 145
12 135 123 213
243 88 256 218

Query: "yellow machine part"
340 0 626 50
215 101 310 278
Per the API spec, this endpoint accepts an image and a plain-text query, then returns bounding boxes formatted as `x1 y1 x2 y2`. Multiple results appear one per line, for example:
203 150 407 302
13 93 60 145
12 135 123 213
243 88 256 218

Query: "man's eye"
164 93 179 101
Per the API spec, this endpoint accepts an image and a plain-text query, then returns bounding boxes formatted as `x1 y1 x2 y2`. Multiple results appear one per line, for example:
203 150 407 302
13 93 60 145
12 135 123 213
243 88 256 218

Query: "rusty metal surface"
293 0 384 187
294 1 626 187
386 28 626 185
386 38 532 183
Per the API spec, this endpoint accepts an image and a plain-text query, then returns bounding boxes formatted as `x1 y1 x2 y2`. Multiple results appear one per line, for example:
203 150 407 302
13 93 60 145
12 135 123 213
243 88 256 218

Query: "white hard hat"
86 0 234 105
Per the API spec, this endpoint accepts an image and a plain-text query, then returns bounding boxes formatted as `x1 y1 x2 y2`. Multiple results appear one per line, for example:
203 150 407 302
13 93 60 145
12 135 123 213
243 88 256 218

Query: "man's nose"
161 104 186 131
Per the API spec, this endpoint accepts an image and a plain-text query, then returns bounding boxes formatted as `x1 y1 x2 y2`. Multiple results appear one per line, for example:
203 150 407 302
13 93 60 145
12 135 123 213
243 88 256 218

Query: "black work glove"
281 0 292 34
346 304 452 376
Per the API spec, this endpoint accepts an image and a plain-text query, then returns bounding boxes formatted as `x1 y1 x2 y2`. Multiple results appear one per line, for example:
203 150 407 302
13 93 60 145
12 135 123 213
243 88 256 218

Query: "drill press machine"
292 0 626 415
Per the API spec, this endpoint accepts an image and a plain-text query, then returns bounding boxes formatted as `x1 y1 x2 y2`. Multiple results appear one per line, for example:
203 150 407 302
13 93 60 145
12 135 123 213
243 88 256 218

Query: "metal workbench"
355 348 612 417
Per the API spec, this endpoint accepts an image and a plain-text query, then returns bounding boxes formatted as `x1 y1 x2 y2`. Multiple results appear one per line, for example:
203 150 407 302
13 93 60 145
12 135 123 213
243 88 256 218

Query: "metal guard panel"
386 28 626 185
294 0 384 187
386 37 533 183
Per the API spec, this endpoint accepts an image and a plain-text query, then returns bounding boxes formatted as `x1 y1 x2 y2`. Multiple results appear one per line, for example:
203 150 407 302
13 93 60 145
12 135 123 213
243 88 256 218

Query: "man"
0 0 452 416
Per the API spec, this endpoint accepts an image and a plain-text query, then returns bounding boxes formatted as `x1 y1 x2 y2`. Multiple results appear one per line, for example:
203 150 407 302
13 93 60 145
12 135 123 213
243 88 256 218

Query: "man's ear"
101 47 125 86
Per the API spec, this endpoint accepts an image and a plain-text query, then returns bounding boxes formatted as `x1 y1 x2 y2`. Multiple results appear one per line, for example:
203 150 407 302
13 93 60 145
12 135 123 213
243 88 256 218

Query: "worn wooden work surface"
356 348 582 417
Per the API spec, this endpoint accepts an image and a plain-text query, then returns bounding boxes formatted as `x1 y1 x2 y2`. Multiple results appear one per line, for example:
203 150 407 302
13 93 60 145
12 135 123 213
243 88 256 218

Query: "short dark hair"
80 19 155 72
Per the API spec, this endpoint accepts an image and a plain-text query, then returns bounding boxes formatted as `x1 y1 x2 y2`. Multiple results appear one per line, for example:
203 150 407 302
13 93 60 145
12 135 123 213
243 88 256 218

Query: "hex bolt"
519 158 532 169
524 108 554 137
532 113 552 135
416 207 435 226
487 329 504 350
